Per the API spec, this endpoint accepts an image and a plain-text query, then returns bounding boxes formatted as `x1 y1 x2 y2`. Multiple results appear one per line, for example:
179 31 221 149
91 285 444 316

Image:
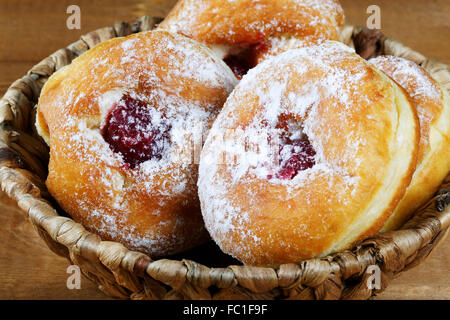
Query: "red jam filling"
223 41 270 79
223 54 254 80
274 138 316 180
101 95 171 169
267 116 316 180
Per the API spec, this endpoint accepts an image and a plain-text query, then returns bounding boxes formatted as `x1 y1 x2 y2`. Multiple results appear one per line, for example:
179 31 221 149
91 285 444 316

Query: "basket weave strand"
0 17 449 300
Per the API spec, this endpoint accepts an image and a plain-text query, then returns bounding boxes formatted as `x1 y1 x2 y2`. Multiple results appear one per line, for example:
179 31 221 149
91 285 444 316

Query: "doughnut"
158 0 345 78
36 30 238 257
370 56 450 231
198 41 420 266
251 36 321 66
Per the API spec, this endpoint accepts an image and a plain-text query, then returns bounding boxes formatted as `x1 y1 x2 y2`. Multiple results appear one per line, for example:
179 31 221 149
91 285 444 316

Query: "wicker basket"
0 16 449 300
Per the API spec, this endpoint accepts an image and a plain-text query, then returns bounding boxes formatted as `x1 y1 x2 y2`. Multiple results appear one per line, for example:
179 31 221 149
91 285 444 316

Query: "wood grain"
0 0 449 300
0 192 108 299
0 0 176 63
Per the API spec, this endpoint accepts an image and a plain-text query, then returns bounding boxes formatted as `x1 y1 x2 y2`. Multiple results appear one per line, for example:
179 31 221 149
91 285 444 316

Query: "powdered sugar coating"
370 55 443 161
159 0 345 45
370 56 441 101
369 55 450 232
198 41 409 265
38 30 238 256
159 0 344 79
255 35 322 64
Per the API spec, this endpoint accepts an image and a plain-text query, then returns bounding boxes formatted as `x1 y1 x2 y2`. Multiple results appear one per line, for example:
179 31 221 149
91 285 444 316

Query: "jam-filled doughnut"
370 56 450 231
159 0 345 78
36 30 238 256
198 41 419 266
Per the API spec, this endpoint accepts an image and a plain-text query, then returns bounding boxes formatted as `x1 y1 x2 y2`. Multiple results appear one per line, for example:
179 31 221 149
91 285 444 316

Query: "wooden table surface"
0 0 449 300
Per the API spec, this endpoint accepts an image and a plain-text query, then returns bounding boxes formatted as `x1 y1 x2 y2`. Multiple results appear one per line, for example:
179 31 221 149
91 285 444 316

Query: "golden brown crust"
370 56 450 231
198 42 419 266
253 36 322 65
158 0 345 45
37 30 238 257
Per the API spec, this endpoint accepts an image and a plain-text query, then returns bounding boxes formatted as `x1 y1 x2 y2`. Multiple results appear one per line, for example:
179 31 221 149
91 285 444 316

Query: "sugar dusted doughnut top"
198 41 419 265
370 56 444 162
159 0 345 45
37 30 238 256
370 56 450 231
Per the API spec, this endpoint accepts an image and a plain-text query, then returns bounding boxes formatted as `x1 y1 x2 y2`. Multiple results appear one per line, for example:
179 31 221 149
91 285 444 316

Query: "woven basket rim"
0 16 449 300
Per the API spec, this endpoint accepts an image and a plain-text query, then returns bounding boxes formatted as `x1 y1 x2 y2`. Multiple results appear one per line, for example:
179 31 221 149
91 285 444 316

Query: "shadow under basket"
0 17 449 300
